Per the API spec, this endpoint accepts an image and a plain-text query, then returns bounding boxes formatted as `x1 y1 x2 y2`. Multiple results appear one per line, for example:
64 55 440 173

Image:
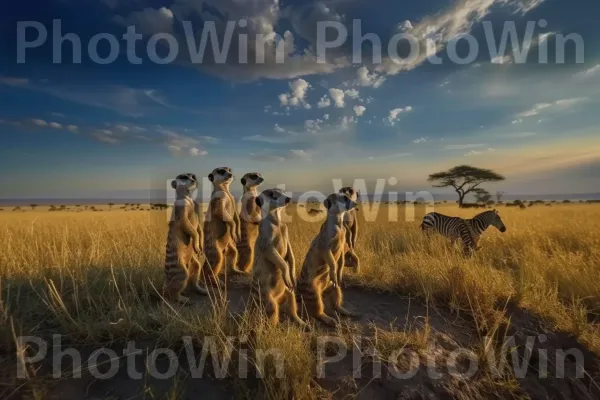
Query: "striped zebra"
420 209 506 254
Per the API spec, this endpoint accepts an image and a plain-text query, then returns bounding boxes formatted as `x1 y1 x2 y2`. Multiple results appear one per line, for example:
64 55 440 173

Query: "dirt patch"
3 282 599 400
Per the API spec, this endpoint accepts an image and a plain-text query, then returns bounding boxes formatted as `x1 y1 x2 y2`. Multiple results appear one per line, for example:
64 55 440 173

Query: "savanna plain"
1 202 599 399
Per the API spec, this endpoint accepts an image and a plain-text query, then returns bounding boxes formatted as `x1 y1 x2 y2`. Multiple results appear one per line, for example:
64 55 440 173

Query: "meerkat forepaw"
317 314 339 327
336 306 356 318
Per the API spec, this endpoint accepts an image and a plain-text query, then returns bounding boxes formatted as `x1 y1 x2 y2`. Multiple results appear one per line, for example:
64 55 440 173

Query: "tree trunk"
457 191 465 208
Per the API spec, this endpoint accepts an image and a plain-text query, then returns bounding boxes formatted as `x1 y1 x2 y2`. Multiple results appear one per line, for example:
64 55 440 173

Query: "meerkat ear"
241 177 246 186
171 180 177 189
255 197 263 207
208 173 214 182
324 198 331 209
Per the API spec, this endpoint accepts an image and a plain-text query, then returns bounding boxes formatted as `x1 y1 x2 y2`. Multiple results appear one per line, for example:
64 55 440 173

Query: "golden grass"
1 203 600 398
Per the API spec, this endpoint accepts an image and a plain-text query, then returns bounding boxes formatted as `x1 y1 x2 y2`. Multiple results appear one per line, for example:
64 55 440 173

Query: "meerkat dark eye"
249 173 258 180
217 168 225 174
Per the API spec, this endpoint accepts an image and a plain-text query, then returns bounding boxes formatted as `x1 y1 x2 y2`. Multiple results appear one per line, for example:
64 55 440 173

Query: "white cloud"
274 123 286 133
412 137 428 144
398 20 413 31
12 82 169 117
289 149 312 161
168 144 181 154
356 66 386 88
503 131 537 138
344 89 360 99
189 147 208 156
516 97 587 118
114 7 174 35
93 131 120 144
340 115 356 128
66 125 79 133
329 88 345 108
465 147 496 157
279 79 311 108
574 64 600 79
304 119 322 132
243 134 300 144
49 122 63 129
0 76 30 87
353 105 366 117
375 0 547 76
512 0 545 14
31 119 48 127
323 114 330 120
200 136 220 144
537 32 555 44
279 93 289 106
290 79 310 102
368 152 412 160
251 149 313 162
114 124 130 132
317 95 331 108
385 106 413 126
445 143 485 150
512 119 522 124
160 129 207 156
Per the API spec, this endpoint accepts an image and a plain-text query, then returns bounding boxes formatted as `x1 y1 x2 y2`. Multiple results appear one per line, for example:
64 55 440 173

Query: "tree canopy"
427 165 505 207
473 189 492 204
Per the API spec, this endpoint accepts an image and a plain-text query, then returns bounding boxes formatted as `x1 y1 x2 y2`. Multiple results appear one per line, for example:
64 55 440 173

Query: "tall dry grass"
1 203 599 398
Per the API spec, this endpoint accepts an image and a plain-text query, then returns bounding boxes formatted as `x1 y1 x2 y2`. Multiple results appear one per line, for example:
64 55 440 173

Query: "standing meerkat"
235 172 265 274
338 187 360 272
296 193 357 326
201 167 241 289
163 173 207 303
251 189 306 327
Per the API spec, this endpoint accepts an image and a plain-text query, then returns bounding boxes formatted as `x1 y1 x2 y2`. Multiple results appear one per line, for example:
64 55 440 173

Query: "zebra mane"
474 210 495 219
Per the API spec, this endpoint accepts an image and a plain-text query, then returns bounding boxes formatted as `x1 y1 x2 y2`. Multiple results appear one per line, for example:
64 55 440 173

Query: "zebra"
420 209 506 254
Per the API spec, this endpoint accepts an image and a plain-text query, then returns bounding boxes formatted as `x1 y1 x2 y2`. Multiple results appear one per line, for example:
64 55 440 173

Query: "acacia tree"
496 191 505 203
473 189 492 204
428 165 505 208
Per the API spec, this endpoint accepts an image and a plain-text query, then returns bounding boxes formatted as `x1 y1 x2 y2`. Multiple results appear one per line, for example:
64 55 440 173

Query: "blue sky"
1 0 599 199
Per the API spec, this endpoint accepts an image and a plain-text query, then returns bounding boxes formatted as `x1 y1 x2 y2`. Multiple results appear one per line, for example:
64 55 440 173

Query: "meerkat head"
324 193 357 215
208 167 233 186
241 172 264 190
255 188 291 212
170 173 198 194
339 187 358 202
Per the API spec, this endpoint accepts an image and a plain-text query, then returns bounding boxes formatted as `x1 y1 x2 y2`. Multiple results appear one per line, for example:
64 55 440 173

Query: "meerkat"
338 187 360 272
163 173 207 303
201 167 241 289
250 189 307 327
234 172 265 274
296 193 357 326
